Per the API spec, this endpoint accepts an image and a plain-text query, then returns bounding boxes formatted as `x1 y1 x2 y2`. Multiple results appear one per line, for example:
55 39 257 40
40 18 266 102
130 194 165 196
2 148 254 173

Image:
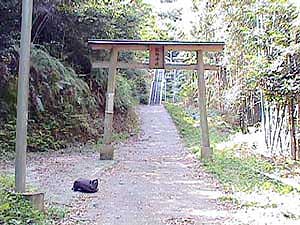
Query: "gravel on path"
1 105 234 225
84 106 233 225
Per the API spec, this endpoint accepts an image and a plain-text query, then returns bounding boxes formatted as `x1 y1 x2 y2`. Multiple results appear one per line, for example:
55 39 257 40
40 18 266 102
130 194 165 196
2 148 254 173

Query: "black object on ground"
72 178 99 193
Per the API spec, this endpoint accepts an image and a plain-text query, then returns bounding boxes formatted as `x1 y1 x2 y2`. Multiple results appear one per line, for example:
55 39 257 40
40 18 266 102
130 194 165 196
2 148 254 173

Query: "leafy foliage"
166 103 294 193
0 47 99 157
260 44 300 101
30 47 96 114
191 0 299 107
0 0 164 159
190 0 300 157
0 176 66 224
165 103 235 153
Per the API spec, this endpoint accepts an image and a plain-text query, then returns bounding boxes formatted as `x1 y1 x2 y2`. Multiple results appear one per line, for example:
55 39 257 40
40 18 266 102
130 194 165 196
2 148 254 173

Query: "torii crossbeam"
88 40 225 160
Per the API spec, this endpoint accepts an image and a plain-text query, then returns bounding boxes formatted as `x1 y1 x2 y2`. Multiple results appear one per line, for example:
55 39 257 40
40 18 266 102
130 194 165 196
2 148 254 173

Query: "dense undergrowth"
0 47 143 160
0 1 156 161
0 1 156 222
165 103 295 194
0 176 66 225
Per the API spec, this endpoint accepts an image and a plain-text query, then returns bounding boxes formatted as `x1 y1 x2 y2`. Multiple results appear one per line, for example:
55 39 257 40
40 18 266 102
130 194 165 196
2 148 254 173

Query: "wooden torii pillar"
88 40 225 160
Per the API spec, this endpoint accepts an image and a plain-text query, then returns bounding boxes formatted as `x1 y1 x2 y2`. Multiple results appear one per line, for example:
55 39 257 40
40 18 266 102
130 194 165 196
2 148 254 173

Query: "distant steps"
149 70 164 105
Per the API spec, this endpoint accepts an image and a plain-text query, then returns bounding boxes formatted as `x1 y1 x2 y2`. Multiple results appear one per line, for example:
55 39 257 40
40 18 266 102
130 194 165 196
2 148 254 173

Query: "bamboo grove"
188 0 300 159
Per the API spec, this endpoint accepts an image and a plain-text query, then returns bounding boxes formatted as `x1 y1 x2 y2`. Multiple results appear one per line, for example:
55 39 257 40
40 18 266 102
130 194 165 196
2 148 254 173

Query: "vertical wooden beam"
101 47 118 160
197 50 212 159
15 0 33 193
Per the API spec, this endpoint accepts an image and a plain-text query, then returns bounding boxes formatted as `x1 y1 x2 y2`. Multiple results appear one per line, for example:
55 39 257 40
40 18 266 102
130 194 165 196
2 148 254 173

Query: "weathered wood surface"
88 40 225 52
92 61 220 71
102 47 118 160
197 50 212 159
91 40 224 160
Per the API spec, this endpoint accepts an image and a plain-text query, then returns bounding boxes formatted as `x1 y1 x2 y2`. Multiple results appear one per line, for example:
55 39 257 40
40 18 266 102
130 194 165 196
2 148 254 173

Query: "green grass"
203 150 294 193
0 176 66 225
165 103 234 155
218 195 278 209
165 103 295 194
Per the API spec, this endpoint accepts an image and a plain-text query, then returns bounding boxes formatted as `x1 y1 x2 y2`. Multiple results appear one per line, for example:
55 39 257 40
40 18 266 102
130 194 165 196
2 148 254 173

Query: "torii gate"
88 40 225 160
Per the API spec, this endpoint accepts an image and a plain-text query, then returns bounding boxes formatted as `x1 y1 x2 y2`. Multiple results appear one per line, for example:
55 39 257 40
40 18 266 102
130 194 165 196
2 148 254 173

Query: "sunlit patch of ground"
214 129 300 224
166 103 300 225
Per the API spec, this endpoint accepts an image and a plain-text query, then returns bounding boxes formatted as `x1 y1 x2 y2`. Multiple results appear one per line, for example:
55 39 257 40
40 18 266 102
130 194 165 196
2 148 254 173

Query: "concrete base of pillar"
16 192 45 211
100 144 114 160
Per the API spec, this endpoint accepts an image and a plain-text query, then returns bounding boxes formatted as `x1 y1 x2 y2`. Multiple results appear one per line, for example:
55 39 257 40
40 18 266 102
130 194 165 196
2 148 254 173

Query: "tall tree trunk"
271 104 280 151
260 90 268 148
288 97 297 160
298 96 300 160
275 103 286 151
240 97 249 134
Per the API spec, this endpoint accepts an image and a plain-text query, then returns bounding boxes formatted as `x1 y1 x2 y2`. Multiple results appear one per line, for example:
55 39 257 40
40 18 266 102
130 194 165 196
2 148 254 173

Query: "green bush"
165 103 294 194
0 176 67 224
132 74 149 105
30 47 96 114
115 75 138 112
0 176 47 225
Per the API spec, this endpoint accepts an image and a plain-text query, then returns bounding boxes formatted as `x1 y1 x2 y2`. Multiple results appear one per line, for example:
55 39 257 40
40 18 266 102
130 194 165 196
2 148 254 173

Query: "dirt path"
79 105 233 225
1 105 234 224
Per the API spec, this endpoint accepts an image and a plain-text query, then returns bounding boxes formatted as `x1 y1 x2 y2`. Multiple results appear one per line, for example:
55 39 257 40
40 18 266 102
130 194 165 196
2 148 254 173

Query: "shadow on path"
86 105 233 225
1 105 234 225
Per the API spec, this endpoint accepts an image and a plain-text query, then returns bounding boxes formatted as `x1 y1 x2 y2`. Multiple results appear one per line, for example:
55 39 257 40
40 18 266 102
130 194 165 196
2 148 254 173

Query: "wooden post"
15 0 33 193
101 48 118 160
197 50 212 159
